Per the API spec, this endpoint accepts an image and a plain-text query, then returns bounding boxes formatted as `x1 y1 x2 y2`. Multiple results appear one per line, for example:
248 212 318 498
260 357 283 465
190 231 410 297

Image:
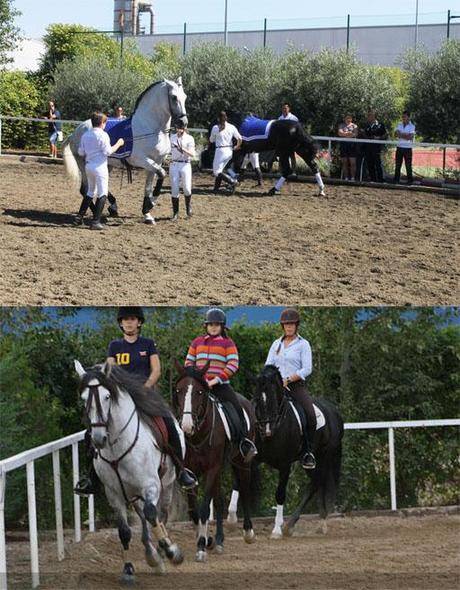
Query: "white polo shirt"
170 132 195 163
78 127 112 167
395 122 416 149
278 112 299 122
209 123 241 148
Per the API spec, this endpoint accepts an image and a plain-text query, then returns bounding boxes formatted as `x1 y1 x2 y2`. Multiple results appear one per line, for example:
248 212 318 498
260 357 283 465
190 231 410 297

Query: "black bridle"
174 376 211 435
254 381 289 436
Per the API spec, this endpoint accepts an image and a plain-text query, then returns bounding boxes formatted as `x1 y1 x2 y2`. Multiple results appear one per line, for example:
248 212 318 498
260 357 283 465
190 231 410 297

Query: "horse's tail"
63 141 81 189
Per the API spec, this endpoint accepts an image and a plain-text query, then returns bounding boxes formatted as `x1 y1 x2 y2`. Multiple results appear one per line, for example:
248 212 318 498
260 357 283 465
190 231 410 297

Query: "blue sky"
13 0 457 38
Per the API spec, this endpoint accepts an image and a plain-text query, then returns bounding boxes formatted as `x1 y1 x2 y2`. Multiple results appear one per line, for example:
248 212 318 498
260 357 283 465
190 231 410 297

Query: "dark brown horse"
173 362 259 561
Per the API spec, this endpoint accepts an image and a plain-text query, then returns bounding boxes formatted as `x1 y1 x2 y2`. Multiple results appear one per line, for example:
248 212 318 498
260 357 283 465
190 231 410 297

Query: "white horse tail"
63 142 81 188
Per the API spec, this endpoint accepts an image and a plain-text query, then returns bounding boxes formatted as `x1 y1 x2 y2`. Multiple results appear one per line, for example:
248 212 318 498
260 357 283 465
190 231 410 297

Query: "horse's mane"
132 80 165 116
177 365 209 389
258 364 282 382
80 364 171 418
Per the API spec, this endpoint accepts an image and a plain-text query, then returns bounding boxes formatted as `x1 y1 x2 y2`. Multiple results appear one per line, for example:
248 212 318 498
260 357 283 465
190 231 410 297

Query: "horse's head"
253 365 284 438
75 360 118 449
166 77 188 128
173 360 210 436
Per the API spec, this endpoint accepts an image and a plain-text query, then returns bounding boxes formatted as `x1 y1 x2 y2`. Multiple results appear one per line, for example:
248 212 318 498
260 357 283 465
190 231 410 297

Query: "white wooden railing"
0 418 459 589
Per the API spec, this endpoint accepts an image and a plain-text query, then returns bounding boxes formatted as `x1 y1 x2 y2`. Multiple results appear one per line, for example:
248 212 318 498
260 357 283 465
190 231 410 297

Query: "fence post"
346 14 350 53
0 469 6 590
327 139 332 176
88 495 95 533
183 22 187 55
388 428 397 510
263 18 267 48
26 462 39 588
52 451 65 561
71 444 81 543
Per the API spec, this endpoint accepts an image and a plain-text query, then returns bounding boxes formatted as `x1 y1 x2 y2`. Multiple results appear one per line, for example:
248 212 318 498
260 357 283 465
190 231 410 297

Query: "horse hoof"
107 206 119 217
270 528 283 540
316 521 328 535
169 544 184 565
195 550 207 563
215 544 224 554
267 188 280 196
207 536 215 550
226 512 238 531
282 524 294 537
121 574 136 586
243 529 256 544
318 190 326 197
144 214 156 225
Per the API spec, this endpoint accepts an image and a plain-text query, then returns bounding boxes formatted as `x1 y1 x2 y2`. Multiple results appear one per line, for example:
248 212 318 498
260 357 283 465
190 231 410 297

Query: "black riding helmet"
117 306 145 324
204 308 226 325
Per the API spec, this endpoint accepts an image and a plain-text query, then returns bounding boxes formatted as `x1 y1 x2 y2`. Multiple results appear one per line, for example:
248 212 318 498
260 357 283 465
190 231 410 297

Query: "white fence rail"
0 418 459 589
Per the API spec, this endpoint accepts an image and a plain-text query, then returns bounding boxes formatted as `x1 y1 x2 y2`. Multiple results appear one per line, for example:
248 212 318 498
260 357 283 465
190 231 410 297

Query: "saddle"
285 397 326 435
209 395 247 442
105 117 134 159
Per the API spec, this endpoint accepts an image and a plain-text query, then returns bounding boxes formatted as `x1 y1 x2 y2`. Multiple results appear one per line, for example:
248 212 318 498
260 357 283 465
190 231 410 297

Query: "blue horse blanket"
240 116 274 142
105 117 133 159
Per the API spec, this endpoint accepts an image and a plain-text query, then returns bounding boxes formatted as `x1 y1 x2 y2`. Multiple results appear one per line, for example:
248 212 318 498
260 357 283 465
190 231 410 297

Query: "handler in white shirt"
170 121 195 220
76 111 124 230
394 111 416 184
265 308 317 469
278 102 298 173
209 111 242 194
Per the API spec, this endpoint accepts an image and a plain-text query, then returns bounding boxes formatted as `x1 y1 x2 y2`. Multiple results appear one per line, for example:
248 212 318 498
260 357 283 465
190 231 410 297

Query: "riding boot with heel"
185 194 192 218
91 195 107 230
164 416 198 489
74 196 93 225
74 464 99 496
171 197 179 221
213 175 223 194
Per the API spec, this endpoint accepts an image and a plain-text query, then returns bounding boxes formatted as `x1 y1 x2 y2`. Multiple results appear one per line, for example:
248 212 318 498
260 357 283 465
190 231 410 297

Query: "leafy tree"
0 0 21 68
402 40 460 143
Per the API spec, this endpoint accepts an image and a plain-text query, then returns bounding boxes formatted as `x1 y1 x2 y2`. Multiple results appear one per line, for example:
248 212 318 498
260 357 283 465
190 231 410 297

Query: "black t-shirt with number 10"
107 336 158 379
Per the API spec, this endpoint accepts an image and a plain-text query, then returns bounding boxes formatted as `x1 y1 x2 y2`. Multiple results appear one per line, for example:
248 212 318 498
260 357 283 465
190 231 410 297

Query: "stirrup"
178 468 198 490
302 452 316 470
239 438 258 463
74 477 95 496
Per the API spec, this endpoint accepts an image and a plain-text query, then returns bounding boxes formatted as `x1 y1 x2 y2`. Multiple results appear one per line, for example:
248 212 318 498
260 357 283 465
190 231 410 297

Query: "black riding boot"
185 194 192 218
171 197 179 221
301 436 316 470
213 175 223 194
164 416 198 490
74 196 93 225
255 167 263 186
221 171 237 194
107 193 119 217
91 195 106 230
74 432 100 495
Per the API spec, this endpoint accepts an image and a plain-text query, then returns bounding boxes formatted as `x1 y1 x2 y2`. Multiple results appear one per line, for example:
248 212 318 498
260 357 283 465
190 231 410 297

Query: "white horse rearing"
74 360 185 582
63 78 188 224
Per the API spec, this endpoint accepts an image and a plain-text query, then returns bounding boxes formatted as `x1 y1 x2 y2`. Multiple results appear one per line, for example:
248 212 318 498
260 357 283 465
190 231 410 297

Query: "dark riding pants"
286 381 316 451
394 147 413 183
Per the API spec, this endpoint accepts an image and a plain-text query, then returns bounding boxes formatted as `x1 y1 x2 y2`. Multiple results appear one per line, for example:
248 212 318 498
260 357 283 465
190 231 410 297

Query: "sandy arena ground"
0 158 458 306
4 511 459 589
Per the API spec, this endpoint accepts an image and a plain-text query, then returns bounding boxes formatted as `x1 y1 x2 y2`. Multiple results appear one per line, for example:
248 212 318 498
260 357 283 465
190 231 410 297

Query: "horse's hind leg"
107 192 119 217
226 479 239 530
234 465 255 544
284 478 318 536
213 493 225 554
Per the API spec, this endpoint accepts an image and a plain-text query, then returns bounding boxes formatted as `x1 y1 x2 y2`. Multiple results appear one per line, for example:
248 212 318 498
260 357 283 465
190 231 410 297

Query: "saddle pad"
288 401 326 432
240 115 274 142
215 403 250 442
105 117 133 159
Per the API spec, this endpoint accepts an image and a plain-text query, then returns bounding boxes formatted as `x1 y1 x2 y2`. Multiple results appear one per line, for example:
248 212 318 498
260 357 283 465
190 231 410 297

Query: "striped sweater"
185 335 239 384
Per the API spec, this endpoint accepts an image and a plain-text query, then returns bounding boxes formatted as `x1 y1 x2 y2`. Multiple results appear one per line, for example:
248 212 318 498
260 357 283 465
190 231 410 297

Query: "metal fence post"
88 495 95 533
388 428 397 510
346 14 351 53
71 444 81 543
0 469 7 590
26 462 39 588
183 22 187 55
263 18 267 48
52 451 65 561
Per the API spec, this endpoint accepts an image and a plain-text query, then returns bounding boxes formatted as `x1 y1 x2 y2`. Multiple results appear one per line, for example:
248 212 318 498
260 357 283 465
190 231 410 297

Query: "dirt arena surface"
5 511 459 589
0 158 458 306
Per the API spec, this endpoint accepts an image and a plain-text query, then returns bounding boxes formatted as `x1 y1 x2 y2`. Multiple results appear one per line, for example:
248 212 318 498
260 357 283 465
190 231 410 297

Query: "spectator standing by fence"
46 100 62 158
278 102 298 174
338 113 359 181
394 111 416 185
363 110 387 183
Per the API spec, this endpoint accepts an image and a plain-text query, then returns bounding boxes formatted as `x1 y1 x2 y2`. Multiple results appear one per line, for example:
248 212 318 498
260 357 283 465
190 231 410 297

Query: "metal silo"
114 0 154 35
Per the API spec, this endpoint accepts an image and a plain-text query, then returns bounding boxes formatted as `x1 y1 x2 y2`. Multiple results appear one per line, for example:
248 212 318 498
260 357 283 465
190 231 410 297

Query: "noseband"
85 383 112 429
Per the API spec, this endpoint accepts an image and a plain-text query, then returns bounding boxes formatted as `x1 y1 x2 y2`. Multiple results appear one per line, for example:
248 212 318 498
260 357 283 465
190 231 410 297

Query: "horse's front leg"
132 501 164 573
196 467 220 562
144 487 184 567
141 160 166 224
268 153 290 195
107 493 137 584
271 465 291 539
213 493 225 554
226 479 239 530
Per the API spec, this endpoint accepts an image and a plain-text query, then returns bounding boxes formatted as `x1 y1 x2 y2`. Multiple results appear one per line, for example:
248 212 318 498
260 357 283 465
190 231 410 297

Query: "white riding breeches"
213 146 233 176
85 163 108 198
170 161 192 198
242 152 260 169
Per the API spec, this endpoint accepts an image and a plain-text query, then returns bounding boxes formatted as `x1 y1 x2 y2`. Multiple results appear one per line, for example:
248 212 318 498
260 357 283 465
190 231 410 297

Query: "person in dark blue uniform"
74 307 197 495
363 110 387 183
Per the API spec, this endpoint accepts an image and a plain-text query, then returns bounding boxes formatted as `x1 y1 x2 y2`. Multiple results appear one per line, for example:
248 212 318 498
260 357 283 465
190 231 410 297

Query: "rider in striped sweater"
185 308 258 461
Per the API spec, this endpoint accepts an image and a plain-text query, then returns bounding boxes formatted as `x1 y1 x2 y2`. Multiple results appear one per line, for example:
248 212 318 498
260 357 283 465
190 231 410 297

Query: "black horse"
231 118 326 196
228 364 343 537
